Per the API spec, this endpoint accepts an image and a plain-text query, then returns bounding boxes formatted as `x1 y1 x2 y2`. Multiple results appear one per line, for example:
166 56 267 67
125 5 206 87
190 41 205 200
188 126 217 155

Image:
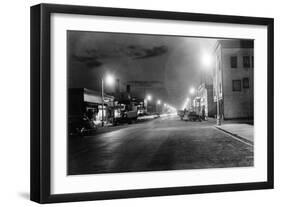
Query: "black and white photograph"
29 3 274 204
67 31 254 175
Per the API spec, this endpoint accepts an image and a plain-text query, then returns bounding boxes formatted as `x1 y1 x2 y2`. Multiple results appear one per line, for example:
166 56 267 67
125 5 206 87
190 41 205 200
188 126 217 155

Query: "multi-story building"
213 39 254 120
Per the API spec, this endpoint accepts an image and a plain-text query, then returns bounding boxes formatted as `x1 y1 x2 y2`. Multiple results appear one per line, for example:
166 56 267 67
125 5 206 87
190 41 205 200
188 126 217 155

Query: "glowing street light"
157 100 161 105
146 94 152 101
201 51 213 68
189 87 195 94
105 74 115 86
101 74 115 127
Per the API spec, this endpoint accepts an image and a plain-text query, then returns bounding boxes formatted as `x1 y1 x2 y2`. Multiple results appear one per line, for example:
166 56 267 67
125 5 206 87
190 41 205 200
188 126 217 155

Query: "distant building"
196 83 217 117
114 82 146 115
213 39 254 120
126 81 167 114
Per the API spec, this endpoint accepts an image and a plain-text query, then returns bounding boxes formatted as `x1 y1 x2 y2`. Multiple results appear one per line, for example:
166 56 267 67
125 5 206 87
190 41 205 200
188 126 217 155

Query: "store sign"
84 93 102 104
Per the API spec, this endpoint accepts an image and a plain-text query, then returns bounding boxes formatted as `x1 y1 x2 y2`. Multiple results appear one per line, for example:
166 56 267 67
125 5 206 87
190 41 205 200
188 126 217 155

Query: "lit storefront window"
97 105 106 121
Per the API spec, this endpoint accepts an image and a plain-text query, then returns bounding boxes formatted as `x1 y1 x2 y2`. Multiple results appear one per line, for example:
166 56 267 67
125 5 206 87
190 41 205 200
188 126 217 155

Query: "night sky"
67 31 217 108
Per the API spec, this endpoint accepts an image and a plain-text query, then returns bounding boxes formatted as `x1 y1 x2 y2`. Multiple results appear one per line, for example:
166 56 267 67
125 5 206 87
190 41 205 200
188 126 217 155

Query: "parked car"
178 110 202 122
68 115 97 136
187 111 202 122
177 110 185 120
114 111 138 125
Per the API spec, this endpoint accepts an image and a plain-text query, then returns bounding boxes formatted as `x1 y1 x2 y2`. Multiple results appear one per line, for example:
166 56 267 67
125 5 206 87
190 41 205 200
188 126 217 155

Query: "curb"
215 126 253 146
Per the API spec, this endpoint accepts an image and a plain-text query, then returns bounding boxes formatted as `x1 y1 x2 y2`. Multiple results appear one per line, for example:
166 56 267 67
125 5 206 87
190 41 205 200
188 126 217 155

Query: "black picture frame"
30 3 274 204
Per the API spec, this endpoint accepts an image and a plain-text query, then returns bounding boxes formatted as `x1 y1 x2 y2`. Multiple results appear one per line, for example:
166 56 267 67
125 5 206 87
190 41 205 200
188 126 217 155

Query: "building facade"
195 83 217 118
126 81 167 114
213 39 254 120
68 88 115 125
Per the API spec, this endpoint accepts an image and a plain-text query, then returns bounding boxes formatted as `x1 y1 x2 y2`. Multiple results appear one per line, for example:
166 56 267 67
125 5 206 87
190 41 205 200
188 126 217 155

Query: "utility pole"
101 79 104 127
216 60 221 126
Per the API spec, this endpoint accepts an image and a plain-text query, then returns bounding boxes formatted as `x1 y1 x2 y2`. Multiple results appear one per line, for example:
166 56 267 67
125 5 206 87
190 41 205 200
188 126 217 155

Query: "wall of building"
222 48 254 119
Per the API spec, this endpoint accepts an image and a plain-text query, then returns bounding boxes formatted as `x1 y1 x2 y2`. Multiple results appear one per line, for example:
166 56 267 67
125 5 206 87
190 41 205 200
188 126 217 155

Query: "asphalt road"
68 115 253 175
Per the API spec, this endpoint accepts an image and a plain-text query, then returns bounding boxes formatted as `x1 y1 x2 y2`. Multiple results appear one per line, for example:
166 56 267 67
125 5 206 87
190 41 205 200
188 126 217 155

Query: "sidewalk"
215 123 254 144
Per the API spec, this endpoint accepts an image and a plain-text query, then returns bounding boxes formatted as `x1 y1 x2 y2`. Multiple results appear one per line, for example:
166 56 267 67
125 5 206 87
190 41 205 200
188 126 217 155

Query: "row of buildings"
69 39 254 127
68 81 167 127
190 39 254 120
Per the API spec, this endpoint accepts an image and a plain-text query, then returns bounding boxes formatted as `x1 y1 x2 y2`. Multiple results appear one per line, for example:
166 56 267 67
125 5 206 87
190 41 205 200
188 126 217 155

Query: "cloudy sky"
67 31 217 108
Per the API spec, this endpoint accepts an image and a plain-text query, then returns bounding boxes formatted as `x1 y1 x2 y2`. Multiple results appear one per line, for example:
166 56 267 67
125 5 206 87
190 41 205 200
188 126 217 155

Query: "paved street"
68 115 253 175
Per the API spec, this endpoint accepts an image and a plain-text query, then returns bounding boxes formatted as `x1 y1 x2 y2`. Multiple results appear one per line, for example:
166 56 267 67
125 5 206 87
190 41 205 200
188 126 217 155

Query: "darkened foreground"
68 115 253 175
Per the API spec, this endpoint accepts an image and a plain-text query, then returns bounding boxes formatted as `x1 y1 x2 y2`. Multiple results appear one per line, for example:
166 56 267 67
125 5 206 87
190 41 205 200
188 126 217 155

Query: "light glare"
190 87 195 94
105 74 114 86
202 52 213 68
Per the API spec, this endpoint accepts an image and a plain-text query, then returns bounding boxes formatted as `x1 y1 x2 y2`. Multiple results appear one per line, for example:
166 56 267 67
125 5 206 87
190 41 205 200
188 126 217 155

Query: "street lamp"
189 87 195 95
146 94 152 101
201 51 213 68
145 95 152 114
105 74 115 86
200 51 213 85
156 99 162 114
189 87 196 111
101 74 115 127
201 51 220 125
215 64 221 126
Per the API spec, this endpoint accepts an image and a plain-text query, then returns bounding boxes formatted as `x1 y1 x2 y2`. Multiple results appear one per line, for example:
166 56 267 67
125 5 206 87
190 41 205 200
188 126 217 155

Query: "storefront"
68 88 115 126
